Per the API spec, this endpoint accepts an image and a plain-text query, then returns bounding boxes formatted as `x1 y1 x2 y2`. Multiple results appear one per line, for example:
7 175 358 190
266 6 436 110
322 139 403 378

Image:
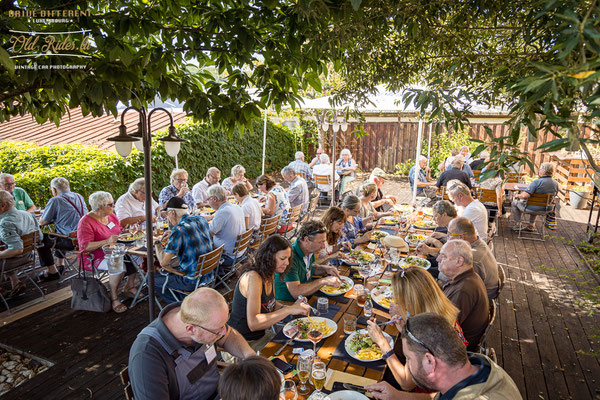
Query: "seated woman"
318 207 350 265
358 183 394 219
335 148 358 195
228 235 311 348
339 195 374 248
366 267 467 393
256 174 291 233
77 191 139 313
231 183 261 235
222 164 253 194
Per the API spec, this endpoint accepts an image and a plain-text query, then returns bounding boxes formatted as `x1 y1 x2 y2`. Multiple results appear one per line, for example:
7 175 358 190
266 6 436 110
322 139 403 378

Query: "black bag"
71 263 111 313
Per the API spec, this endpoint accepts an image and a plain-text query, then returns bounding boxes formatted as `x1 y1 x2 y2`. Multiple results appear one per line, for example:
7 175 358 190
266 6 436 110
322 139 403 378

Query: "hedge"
0 119 296 207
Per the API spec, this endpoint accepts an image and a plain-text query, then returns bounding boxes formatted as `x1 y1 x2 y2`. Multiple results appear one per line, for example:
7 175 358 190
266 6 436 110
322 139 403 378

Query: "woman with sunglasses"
366 267 467 393
77 191 139 313
228 235 311 348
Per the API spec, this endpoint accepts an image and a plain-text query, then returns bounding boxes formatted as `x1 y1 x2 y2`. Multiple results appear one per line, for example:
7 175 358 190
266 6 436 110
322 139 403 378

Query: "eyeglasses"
175 178 188 182
448 232 467 236
308 228 326 236
192 322 228 337
405 318 435 356
105 203 114 207
3 182 15 187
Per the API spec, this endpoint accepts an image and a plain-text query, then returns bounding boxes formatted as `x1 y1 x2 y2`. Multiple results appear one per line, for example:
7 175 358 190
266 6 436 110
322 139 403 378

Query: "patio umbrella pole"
412 118 424 204
143 110 156 322
331 124 336 207
427 123 432 168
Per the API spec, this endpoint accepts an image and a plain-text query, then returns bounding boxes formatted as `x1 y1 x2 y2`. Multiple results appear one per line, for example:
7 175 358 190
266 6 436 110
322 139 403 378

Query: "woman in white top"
335 148 358 195
222 165 253 193
232 183 261 232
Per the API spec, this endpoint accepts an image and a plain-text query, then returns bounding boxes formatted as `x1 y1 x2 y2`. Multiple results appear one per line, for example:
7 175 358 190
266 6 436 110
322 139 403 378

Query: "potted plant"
569 185 591 209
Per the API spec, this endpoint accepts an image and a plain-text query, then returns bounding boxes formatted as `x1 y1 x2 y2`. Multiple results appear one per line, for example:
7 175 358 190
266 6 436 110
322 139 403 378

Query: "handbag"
71 261 111 313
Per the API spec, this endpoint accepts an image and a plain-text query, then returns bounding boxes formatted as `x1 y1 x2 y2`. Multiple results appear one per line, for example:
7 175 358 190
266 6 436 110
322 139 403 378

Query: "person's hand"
389 195 398 203
340 241 351 251
365 381 403 400
424 237 443 249
322 276 341 288
291 299 311 316
160 230 171 242
415 243 428 256
106 235 118 246
430 231 446 240
361 231 373 241
324 265 340 278
177 186 190 197
389 303 406 330
366 319 390 351
151 215 157 223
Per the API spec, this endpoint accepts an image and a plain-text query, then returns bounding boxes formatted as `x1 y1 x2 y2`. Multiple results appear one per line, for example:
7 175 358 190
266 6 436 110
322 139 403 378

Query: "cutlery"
343 383 369 394
297 295 318 315
274 331 300 356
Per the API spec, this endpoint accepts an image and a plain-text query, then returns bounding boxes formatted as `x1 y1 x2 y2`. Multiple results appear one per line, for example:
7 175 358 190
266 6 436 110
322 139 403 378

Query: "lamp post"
321 111 349 206
107 106 186 322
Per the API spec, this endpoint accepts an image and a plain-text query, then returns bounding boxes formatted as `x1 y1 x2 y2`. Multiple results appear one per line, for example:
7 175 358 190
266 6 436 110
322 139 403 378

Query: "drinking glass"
281 379 298 400
296 355 312 395
317 297 328 316
343 315 357 334
358 263 370 285
307 324 323 354
311 361 327 393
355 285 367 308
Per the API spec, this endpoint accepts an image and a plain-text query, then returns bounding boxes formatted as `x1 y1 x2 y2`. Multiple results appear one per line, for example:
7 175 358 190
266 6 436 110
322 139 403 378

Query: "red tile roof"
0 107 189 150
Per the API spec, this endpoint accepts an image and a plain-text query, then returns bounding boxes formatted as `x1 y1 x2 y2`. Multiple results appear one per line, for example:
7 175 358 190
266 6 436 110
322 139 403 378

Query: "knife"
343 383 369 394
274 331 300 356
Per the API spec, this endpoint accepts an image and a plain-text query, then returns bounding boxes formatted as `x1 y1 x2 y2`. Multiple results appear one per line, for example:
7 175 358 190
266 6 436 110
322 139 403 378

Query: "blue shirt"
0 208 42 250
341 216 366 248
409 166 428 194
41 191 88 235
210 202 246 256
524 176 558 211
165 214 213 280
158 185 195 210
446 162 474 178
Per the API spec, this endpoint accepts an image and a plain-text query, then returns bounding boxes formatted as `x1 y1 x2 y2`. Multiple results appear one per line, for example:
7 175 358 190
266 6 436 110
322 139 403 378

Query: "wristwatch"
382 349 395 361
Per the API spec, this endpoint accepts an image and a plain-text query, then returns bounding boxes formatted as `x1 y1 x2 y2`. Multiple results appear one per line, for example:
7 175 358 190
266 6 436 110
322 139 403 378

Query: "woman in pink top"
77 191 138 313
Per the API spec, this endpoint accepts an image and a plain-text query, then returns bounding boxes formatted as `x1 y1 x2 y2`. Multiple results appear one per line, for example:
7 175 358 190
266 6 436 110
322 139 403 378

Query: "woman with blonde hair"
366 267 467 393
358 182 394 219
317 206 350 265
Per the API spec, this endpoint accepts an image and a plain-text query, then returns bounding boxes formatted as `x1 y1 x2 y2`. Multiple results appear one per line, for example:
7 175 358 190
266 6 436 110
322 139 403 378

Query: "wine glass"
311 361 327 393
281 379 298 400
358 263 370 285
307 324 323 355
296 354 312 395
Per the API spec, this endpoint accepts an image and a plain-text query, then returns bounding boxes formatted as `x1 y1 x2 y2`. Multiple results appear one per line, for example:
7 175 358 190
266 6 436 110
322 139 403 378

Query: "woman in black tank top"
228 235 311 341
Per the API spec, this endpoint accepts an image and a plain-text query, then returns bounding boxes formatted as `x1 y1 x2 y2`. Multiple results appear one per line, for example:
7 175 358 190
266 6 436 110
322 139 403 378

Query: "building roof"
0 106 189 151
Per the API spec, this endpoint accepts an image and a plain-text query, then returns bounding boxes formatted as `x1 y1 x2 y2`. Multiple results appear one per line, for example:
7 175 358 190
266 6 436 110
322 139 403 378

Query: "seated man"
470 150 489 171
288 151 313 189
511 161 558 232
446 217 499 301
154 197 214 304
274 220 341 301
436 156 472 189
281 166 310 213
206 185 246 266
409 156 437 198
39 177 88 274
115 178 160 228
447 181 488 242
445 154 474 178
0 173 35 212
158 169 195 210
366 313 522 399
437 240 489 351
219 356 281 400
358 168 398 212
312 153 340 196
0 190 59 296
129 287 255 400
308 147 324 168
192 167 221 207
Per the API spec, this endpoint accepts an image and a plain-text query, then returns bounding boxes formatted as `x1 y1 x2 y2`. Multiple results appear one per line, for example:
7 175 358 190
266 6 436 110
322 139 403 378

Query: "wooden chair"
297 171 307 181
215 229 253 291
473 170 482 181
0 231 46 315
159 245 224 300
249 215 281 250
475 187 501 235
437 186 451 201
305 194 320 221
120 367 134 400
516 193 555 241
506 172 521 183
313 173 338 206
279 204 303 239
477 300 497 359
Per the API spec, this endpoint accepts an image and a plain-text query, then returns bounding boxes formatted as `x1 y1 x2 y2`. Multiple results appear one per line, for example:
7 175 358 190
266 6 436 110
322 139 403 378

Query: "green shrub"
1 119 295 206
393 160 415 176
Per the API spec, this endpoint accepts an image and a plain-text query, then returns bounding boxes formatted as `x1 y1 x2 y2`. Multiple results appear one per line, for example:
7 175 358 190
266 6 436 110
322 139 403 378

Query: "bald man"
129 287 254 400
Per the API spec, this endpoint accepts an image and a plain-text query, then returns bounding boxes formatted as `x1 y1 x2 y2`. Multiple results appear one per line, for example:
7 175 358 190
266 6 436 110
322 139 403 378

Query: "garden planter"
569 190 589 209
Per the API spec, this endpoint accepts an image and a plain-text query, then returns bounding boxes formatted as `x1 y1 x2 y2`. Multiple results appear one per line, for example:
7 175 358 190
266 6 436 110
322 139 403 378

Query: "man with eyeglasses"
437 240 489 352
366 313 522 399
0 173 35 212
158 168 195 210
114 178 161 229
129 287 255 400
274 220 341 302
192 167 221 207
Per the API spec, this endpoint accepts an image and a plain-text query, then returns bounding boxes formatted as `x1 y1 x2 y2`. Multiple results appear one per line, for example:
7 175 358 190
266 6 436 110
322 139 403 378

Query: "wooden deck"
1 190 600 399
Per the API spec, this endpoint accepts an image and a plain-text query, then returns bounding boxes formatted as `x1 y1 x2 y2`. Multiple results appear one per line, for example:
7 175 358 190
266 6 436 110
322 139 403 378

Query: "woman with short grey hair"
339 194 374 247
77 190 139 313
222 164 253 193
336 148 357 195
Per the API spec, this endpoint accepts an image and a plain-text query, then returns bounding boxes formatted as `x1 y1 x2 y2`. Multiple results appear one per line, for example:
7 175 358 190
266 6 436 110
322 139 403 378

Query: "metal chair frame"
46 230 80 283
313 173 338 206
477 300 497 358
516 193 555 241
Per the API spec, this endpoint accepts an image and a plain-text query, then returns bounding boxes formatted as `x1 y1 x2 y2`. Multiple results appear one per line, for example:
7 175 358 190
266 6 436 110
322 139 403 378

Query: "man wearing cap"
361 168 398 212
154 197 214 304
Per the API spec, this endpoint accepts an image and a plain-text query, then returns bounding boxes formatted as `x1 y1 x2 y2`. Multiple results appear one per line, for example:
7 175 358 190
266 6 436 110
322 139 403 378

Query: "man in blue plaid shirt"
154 197 214 303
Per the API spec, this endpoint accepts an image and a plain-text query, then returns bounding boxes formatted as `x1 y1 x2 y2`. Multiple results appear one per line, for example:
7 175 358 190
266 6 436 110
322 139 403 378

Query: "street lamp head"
130 122 144 151
159 125 187 157
107 124 136 157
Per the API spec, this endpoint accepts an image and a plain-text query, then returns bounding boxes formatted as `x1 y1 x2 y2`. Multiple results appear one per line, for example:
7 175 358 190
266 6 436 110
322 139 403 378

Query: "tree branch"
0 83 53 103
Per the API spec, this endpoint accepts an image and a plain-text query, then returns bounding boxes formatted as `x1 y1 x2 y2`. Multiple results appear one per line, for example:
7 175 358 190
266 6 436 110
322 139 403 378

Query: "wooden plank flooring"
1 188 600 399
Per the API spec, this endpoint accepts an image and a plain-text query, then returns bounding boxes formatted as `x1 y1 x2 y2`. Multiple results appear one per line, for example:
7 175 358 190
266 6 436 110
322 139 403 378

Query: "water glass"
343 315 357 334
317 297 328 316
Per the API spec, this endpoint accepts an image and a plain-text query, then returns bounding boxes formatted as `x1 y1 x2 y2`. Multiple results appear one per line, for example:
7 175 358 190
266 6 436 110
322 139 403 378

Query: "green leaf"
350 0 362 11
0 47 15 75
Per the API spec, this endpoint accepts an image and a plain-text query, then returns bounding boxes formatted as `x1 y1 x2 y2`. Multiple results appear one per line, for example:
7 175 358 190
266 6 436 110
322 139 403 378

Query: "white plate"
283 317 338 342
371 286 393 310
399 256 431 270
404 233 427 245
327 390 369 400
345 329 394 362
320 276 354 296
370 230 389 242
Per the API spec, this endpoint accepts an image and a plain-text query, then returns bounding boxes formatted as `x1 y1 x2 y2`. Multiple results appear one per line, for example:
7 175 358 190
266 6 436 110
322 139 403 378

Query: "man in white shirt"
312 153 339 193
207 185 246 266
309 147 324 168
447 181 488 242
192 167 221 206
115 178 160 228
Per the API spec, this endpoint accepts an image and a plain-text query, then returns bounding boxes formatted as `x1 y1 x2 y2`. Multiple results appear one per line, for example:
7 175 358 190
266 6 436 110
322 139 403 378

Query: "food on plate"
413 220 437 229
290 318 334 339
348 331 384 360
349 250 375 263
371 231 389 241
405 233 427 244
395 204 414 214
198 206 214 214
382 217 399 225
421 207 434 216
372 286 393 309
321 277 353 295
118 232 144 241
400 256 431 269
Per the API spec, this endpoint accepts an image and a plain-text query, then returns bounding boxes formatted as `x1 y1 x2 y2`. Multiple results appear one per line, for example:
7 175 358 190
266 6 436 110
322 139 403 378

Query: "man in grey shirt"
511 162 558 231
129 287 254 400
206 185 246 266
282 166 310 213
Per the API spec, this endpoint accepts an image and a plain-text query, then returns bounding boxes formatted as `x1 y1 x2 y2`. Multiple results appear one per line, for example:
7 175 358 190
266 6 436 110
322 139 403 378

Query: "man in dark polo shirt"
274 220 341 302
437 240 489 351
129 287 254 400
436 156 472 189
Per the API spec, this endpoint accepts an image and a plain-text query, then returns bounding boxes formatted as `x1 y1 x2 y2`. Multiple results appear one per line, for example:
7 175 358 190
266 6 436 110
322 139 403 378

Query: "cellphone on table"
271 358 294 374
